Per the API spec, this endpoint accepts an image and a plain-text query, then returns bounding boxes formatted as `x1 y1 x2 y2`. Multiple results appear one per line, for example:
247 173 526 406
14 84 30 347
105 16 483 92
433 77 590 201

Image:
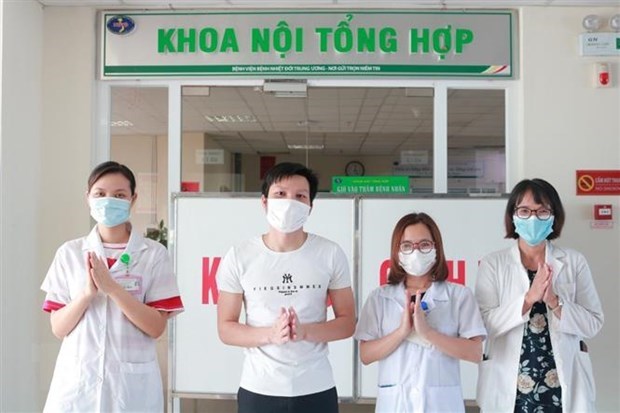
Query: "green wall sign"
332 176 409 194
101 10 516 78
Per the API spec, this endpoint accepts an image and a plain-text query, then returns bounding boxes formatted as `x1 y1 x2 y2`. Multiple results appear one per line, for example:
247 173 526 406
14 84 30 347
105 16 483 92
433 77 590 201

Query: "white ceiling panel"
415 124 434 133
39 0 619 6
121 0 228 4
40 0 121 4
212 136 252 144
111 85 507 154
365 132 410 140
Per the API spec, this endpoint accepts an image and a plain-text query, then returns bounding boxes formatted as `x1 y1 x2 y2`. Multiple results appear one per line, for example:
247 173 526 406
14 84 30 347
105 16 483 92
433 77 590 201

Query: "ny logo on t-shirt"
282 273 293 284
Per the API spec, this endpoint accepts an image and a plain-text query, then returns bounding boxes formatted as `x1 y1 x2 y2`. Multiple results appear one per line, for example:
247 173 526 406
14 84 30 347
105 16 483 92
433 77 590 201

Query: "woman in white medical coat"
475 178 603 412
355 212 486 413
41 161 184 412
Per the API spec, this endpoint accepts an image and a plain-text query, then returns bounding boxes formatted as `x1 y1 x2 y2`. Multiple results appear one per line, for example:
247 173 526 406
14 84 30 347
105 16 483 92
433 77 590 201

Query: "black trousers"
237 386 338 413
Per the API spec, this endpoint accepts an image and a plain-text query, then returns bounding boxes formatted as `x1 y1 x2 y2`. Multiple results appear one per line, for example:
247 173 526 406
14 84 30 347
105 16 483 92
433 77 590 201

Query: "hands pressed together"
398 290 432 340
82 251 121 299
268 307 307 345
526 262 560 309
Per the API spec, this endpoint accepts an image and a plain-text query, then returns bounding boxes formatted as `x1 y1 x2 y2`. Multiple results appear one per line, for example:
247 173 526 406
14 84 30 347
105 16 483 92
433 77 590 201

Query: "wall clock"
345 161 365 176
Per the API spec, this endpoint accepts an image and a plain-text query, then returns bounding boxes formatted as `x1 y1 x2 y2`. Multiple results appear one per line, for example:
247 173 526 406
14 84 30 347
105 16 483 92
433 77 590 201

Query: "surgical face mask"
513 215 555 246
89 197 131 228
266 198 310 234
399 249 436 277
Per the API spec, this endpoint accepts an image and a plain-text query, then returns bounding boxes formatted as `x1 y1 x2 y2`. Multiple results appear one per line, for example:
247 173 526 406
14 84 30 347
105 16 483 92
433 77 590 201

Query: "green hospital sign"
101 10 516 78
332 176 409 194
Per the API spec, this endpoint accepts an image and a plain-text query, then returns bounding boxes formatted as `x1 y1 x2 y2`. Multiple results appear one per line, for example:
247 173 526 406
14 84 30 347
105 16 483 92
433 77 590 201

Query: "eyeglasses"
399 240 435 254
514 206 553 220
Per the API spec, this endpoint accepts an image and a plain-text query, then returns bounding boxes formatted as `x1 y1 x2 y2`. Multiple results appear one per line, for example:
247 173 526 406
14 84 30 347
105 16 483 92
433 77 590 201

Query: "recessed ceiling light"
263 80 307 98
287 144 324 150
205 114 257 123
110 120 134 127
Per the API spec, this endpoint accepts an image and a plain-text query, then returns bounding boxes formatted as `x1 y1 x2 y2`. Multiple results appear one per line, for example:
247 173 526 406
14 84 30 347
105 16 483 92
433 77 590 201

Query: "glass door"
108 83 509 200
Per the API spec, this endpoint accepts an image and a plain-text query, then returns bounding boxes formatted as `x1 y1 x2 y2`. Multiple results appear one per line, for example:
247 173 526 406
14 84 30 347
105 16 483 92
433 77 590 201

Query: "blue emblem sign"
106 16 135 35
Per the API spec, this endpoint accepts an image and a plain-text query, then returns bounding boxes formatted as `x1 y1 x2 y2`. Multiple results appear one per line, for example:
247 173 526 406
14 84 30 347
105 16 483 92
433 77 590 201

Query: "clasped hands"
526 262 560 309
399 290 432 340
268 307 307 345
83 251 121 298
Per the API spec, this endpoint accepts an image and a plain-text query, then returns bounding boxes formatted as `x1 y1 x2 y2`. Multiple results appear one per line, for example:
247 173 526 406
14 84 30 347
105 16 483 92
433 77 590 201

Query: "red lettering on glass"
379 259 390 286
202 257 221 305
447 260 466 285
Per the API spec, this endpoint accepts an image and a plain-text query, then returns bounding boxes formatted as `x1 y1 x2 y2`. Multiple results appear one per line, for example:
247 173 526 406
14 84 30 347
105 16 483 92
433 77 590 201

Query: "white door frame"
96 77 517 195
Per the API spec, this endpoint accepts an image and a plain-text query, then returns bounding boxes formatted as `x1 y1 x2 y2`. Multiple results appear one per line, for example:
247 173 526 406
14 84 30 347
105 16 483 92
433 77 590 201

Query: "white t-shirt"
355 281 486 413
217 233 351 397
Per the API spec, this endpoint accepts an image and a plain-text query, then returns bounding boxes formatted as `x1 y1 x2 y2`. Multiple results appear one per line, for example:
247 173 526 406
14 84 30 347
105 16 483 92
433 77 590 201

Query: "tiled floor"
179 398 481 412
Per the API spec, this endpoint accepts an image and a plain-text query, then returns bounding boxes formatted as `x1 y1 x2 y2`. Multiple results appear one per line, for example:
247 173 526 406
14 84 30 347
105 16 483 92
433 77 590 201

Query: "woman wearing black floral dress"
515 269 562 412
475 179 603 412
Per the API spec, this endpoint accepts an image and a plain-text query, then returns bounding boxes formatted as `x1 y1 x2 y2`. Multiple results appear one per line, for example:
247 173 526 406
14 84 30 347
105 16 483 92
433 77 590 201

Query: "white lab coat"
41 226 184 412
475 242 603 413
355 281 487 413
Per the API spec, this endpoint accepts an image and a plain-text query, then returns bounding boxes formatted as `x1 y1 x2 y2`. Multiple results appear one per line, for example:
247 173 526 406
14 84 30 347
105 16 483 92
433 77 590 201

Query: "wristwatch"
549 297 564 312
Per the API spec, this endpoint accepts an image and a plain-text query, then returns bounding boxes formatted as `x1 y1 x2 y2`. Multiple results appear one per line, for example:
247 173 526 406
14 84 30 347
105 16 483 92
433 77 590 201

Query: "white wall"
38 5 97 409
1 4 618 412
0 1 43 411
520 7 620 412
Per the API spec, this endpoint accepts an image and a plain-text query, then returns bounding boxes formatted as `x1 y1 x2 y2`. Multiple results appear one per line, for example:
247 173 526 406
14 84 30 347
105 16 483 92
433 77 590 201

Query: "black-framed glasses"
399 240 435 254
514 206 553 220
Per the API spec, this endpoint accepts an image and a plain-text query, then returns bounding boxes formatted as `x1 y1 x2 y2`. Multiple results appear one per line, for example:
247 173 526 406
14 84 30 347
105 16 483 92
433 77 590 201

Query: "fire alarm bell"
595 63 611 88
594 204 612 220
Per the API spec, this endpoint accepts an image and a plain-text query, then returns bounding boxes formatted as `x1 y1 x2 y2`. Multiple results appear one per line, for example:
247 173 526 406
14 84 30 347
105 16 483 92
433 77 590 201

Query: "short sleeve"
41 246 72 312
144 245 184 316
354 289 382 341
328 243 351 290
457 286 487 340
216 246 243 293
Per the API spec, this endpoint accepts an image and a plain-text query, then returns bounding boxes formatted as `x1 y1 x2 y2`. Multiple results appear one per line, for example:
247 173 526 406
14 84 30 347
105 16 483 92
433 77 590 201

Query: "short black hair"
261 162 319 204
87 161 136 195
504 178 565 240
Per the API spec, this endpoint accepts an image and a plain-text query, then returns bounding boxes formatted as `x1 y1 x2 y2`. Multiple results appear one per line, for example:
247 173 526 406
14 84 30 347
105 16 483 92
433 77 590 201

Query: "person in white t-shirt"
217 162 356 413
355 212 486 413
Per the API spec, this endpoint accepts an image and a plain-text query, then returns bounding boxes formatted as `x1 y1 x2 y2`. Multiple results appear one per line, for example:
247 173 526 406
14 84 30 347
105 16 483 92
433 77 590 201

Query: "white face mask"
399 249 436 277
89 197 131 227
266 198 310 233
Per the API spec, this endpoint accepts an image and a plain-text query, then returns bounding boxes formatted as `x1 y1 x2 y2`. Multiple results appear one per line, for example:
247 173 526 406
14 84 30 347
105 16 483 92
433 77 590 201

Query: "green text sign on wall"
101 10 516 78
332 176 409 194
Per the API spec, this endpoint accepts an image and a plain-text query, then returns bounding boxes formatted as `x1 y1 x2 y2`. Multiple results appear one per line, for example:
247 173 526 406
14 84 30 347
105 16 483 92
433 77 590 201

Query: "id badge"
116 275 143 295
